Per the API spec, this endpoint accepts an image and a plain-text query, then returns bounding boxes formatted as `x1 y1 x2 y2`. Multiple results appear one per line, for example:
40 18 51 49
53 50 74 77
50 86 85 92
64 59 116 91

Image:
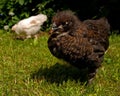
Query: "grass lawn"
0 30 120 96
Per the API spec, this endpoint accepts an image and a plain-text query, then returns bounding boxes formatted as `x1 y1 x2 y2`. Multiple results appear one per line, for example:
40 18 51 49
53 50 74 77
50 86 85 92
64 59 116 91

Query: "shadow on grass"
31 63 88 85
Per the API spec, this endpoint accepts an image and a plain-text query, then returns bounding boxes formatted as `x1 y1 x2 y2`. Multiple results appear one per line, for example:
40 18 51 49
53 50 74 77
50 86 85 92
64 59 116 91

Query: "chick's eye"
65 22 68 25
61 22 69 26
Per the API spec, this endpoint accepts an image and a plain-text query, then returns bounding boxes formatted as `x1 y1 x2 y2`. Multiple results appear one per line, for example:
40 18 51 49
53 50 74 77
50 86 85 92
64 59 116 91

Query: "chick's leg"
87 67 98 84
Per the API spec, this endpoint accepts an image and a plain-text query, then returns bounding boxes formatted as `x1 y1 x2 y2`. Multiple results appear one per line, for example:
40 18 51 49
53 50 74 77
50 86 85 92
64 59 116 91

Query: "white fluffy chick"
12 14 47 39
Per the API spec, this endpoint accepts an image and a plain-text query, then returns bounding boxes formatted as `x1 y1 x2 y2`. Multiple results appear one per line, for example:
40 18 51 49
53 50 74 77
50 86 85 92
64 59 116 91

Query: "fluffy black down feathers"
48 10 110 84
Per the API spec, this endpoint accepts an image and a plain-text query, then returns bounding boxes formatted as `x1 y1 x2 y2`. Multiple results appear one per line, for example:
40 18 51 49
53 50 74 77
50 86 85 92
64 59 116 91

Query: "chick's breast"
48 32 93 64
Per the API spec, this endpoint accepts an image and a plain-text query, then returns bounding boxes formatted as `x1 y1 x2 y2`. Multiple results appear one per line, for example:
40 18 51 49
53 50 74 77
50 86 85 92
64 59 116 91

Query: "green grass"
0 30 120 96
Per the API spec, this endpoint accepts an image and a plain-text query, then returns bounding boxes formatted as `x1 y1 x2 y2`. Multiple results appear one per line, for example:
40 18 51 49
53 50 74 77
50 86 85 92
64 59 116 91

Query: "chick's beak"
52 22 63 32
52 22 58 31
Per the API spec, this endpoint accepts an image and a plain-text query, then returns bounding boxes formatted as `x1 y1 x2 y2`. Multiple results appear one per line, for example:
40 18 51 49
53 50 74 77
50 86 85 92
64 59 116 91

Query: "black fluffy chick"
48 10 110 84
